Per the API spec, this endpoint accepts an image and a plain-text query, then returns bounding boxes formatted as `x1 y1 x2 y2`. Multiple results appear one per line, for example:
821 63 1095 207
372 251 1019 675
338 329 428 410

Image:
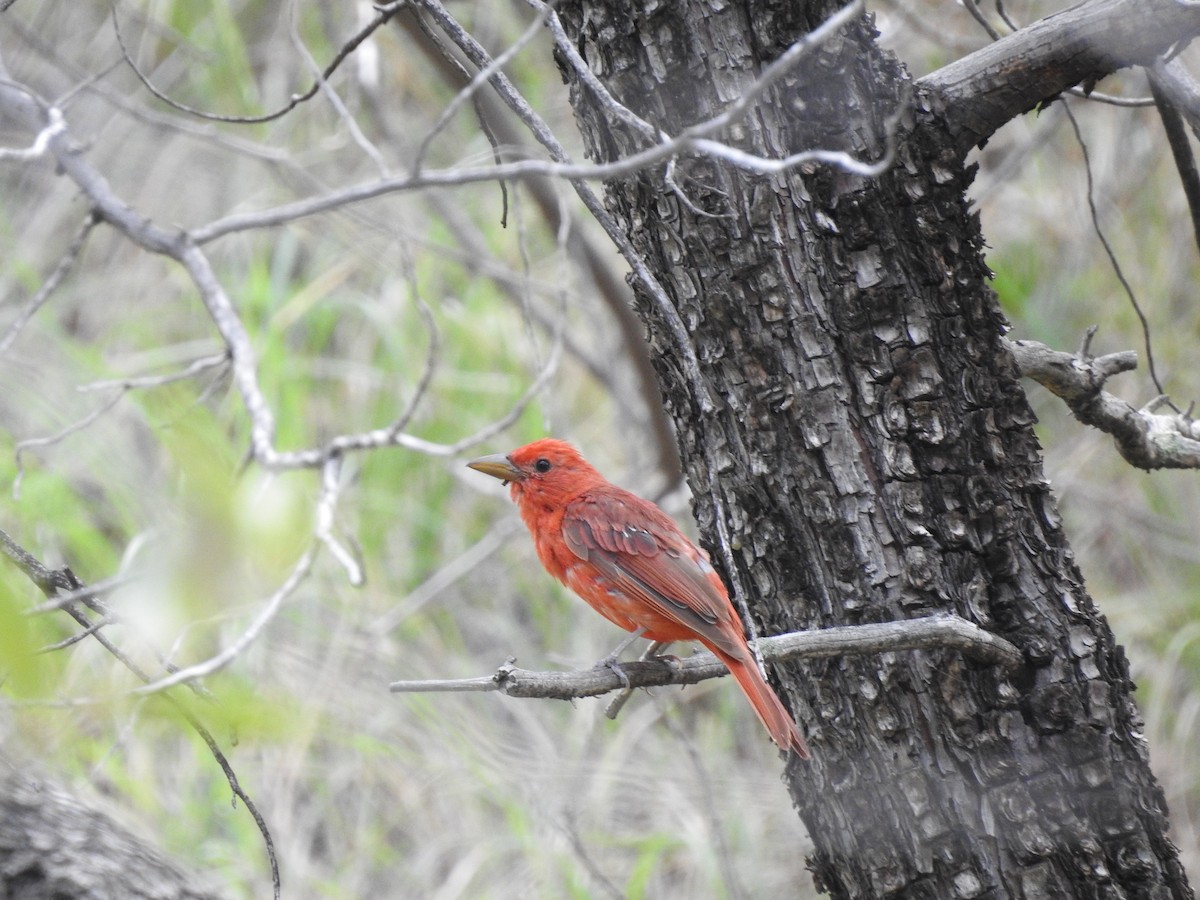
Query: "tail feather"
717 649 811 760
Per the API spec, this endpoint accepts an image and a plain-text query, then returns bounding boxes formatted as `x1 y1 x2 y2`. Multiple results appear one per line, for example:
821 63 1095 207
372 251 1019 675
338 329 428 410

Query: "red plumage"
468 438 809 759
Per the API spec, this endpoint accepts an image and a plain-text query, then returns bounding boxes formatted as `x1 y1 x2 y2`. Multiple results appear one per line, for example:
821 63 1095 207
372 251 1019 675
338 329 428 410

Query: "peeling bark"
555 1 1193 896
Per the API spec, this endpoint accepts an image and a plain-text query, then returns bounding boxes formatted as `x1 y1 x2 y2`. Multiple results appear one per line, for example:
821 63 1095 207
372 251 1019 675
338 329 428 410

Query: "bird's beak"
466 453 524 486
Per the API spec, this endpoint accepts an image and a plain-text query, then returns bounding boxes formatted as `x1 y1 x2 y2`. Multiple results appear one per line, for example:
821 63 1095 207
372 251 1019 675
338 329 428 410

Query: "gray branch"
1008 335 1200 469
1150 56 1200 139
920 0 1200 156
388 614 1023 700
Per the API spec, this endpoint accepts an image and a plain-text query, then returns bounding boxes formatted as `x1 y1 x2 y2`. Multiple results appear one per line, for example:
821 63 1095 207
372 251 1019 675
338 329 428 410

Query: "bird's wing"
561 490 743 656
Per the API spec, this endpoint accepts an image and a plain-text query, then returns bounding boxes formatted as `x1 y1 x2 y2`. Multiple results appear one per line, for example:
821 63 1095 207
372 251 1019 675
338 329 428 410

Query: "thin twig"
76 351 229 392
112 0 407 125
371 517 523 634
315 456 363 586
13 391 124 499
13 351 230 498
0 104 65 159
1062 102 1171 404
412 1 557 174
0 214 97 357
287 0 389 175
131 544 317 695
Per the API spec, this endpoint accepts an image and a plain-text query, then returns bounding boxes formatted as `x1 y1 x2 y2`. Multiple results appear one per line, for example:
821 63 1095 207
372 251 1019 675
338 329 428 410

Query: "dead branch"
192 1 888 246
110 0 407 125
1008 334 1200 469
919 0 1200 156
1149 64 1200 257
1151 57 1200 139
388 614 1023 701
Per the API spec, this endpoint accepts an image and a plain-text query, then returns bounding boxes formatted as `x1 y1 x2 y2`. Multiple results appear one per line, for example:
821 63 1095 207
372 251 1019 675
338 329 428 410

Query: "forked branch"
1008 333 1200 469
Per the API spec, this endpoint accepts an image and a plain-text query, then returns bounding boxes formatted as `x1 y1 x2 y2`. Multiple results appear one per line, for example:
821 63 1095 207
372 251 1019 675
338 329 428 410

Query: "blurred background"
0 1 1196 896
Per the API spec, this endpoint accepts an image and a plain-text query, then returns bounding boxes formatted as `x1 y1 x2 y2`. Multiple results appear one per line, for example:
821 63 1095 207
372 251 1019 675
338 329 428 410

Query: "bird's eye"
534 458 552 473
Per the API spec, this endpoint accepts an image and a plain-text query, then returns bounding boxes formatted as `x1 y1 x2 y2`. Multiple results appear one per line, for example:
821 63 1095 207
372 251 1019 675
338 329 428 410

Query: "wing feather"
561 491 741 656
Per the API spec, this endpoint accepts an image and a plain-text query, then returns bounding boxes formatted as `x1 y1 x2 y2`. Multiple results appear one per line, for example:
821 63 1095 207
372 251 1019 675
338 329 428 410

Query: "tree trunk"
555 1 1194 896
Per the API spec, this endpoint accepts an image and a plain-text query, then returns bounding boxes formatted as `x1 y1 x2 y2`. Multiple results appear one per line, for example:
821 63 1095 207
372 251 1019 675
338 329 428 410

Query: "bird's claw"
647 652 682 670
596 654 632 690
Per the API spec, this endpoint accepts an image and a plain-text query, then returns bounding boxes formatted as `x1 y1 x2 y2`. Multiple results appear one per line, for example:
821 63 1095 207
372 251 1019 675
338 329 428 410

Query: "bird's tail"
716 648 811 760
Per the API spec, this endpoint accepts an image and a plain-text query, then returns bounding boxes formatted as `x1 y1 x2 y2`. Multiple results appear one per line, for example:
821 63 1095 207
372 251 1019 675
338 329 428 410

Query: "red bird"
467 438 809 758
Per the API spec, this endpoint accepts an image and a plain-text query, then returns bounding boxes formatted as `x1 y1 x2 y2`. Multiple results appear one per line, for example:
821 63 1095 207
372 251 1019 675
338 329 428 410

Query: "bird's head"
467 438 603 505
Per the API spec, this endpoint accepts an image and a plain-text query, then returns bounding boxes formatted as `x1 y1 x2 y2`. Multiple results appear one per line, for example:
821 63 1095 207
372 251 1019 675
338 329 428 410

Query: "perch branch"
389 614 1023 700
1008 334 1200 469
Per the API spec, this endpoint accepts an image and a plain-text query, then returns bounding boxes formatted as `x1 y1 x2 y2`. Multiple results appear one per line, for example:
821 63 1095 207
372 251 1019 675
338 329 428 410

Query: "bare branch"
1149 66 1200 257
0 102 64 159
956 0 1155 108
389 614 1023 699
111 0 406 125
76 351 229 392
131 543 317 695
194 1 886 246
0 76 573 478
412 1 556 174
919 0 1200 156
0 214 96 357
526 0 659 142
286 0 389 175
1008 336 1200 469
1151 56 1200 138
191 128 894 243
2 15 288 161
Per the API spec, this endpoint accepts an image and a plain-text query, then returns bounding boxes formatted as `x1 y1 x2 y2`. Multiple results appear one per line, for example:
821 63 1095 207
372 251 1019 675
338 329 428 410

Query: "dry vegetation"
0 1 1197 896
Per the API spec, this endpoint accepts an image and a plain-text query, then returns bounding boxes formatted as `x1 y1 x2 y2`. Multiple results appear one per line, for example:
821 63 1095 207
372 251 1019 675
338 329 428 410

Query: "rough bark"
555 1 1193 897
0 772 221 899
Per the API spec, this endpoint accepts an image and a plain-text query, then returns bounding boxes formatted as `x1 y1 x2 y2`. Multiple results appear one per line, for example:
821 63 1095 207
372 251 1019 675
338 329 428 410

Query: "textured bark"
0 773 221 899
555 1 1193 897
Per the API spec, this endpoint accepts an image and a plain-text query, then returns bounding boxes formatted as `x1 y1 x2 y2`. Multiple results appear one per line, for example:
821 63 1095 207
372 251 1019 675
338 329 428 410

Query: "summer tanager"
467 438 809 758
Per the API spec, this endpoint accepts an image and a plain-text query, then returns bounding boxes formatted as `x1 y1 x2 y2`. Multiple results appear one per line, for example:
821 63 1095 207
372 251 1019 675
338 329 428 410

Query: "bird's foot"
603 640 674 720
592 626 648 691
595 653 632 690
646 651 682 670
